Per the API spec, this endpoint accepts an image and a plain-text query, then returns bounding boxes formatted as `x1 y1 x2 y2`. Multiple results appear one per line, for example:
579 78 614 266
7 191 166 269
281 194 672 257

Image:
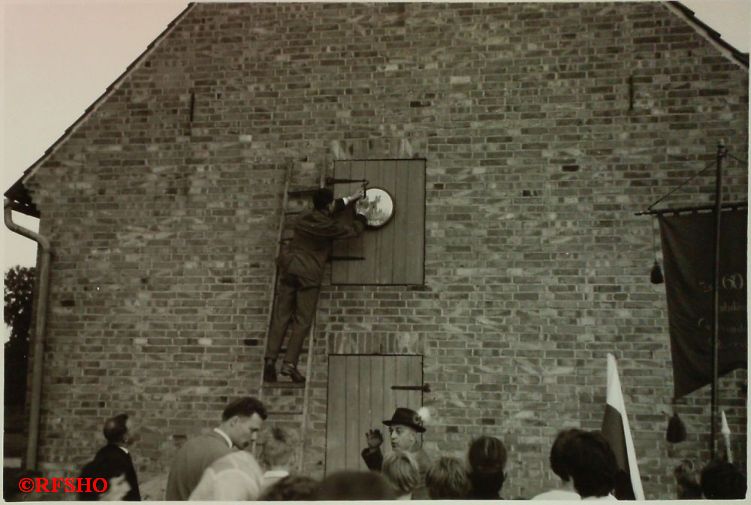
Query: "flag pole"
720 410 732 463
710 140 725 459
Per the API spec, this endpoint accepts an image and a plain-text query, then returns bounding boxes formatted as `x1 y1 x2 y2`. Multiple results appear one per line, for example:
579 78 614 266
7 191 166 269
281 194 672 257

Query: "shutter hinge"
391 384 431 393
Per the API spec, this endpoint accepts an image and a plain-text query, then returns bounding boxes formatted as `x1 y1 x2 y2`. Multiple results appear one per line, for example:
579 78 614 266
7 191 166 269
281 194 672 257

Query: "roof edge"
664 1 749 69
4 2 198 210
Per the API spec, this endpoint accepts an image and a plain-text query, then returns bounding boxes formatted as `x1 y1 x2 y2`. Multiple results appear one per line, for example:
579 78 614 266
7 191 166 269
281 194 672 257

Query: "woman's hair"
549 428 585 482
261 475 318 501
313 471 397 500
467 435 507 498
566 430 617 498
674 459 702 499
382 451 420 495
700 459 747 499
258 427 298 469
425 456 471 499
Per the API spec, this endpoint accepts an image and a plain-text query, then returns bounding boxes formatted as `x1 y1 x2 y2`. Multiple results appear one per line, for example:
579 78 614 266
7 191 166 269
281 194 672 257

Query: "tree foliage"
5 265 35 405
5 266 35 340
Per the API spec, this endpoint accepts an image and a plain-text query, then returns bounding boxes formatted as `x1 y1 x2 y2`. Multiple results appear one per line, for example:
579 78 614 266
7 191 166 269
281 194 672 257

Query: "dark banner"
658 209 747 399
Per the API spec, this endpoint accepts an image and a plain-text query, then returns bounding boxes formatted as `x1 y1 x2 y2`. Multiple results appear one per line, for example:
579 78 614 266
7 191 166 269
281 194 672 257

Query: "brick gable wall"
24 2 747 499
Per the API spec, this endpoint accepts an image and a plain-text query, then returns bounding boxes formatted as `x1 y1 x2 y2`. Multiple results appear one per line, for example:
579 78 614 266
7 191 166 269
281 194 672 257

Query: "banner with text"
658 209 747 399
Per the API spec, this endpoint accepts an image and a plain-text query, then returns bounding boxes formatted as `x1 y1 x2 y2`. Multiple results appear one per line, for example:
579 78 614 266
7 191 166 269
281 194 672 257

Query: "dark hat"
383 407 426 433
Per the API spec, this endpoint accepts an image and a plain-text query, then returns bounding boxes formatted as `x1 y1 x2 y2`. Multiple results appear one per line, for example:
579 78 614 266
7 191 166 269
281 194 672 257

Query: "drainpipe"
4 199 51 470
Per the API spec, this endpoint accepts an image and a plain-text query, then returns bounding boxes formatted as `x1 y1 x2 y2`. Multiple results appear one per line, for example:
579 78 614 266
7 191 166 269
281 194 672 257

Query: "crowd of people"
6 396 745 501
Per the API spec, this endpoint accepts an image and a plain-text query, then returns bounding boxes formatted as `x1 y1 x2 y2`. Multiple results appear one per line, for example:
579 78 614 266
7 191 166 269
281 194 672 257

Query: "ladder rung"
279 348 309 354
263 382 305 389
287 187 319 197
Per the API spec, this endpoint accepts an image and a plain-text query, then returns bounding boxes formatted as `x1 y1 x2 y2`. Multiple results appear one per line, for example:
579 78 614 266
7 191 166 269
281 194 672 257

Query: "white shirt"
261 469 290 490
532 489 581 500
189 451 263 501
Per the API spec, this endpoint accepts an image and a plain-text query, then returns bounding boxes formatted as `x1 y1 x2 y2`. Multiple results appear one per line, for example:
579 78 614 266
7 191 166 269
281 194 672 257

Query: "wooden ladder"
256 159 326 473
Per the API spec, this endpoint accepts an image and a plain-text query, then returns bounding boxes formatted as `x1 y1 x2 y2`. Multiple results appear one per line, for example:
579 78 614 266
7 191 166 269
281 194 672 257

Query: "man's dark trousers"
265 272 320 366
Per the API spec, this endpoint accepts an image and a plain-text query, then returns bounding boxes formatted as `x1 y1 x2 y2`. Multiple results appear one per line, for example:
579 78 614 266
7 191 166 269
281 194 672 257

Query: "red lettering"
92 478 108 493
36 478 50 493
28 476 110 495
77 477 91 493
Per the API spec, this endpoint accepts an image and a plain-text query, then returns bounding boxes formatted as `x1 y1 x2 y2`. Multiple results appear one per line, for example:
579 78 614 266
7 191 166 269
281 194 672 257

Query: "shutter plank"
326 356 346 475
349 161 367 283
404 161 425 285
369 160 385 285
407 355 422 412
392 160 410 283
358 356 372 471
345 355 360 469
332 161 352 284
383 356 397 459
364 160 383 284
371 356 385 443
378 160 398 284
395 354 410 408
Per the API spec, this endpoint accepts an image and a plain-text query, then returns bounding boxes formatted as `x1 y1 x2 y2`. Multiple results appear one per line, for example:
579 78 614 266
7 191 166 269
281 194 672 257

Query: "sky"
1 0 749 339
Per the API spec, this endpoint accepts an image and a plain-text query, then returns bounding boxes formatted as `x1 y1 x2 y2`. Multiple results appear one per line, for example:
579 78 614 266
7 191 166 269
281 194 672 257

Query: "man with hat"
361 407 432 499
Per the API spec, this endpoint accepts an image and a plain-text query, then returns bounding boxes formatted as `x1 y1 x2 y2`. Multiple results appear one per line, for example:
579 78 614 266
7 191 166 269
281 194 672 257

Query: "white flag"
602 353 645 500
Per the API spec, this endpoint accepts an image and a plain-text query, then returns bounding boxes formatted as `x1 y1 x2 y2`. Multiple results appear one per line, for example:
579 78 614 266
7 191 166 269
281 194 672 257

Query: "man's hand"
348 189 364 203
100 474 130 501
348 183 368 202
365 429 383 449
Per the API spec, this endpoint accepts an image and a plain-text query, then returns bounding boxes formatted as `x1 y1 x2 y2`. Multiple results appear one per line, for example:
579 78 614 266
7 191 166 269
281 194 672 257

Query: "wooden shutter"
332 160 425 285
325 355 423 475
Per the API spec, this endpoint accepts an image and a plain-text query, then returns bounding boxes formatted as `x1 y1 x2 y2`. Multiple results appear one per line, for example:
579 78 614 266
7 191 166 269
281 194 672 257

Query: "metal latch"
391 384 431 393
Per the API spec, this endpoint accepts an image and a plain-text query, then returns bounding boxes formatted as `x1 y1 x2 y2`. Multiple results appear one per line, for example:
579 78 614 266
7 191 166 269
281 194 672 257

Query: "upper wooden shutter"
332 159 425 285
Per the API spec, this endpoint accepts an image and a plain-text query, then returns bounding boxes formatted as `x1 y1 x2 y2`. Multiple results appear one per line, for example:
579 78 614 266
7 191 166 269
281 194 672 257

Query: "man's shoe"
263 359 277 383
280 362 306 383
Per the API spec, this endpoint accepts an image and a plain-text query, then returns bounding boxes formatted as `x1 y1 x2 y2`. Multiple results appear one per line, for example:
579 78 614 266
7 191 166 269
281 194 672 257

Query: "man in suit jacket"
165 396 267 500
264 186 367 383
79 413 141 501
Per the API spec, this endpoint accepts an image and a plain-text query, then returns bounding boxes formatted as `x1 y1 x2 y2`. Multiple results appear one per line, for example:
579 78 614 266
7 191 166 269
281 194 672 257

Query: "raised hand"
365 428 383 449
348 189 364 202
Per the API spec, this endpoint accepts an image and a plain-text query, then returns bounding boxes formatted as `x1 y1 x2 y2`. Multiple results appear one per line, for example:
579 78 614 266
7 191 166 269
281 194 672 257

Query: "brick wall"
23 2 747 499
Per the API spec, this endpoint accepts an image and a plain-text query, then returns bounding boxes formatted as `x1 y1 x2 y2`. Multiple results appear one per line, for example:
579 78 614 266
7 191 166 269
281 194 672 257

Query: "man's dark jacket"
280 202 366 286
79 444 141 501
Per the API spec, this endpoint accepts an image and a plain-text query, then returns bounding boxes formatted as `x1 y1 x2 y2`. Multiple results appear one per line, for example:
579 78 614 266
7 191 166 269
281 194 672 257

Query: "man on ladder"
264 186 368 383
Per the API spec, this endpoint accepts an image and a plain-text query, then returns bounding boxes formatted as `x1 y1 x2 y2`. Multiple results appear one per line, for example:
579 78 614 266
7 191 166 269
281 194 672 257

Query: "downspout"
4 199 51 470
